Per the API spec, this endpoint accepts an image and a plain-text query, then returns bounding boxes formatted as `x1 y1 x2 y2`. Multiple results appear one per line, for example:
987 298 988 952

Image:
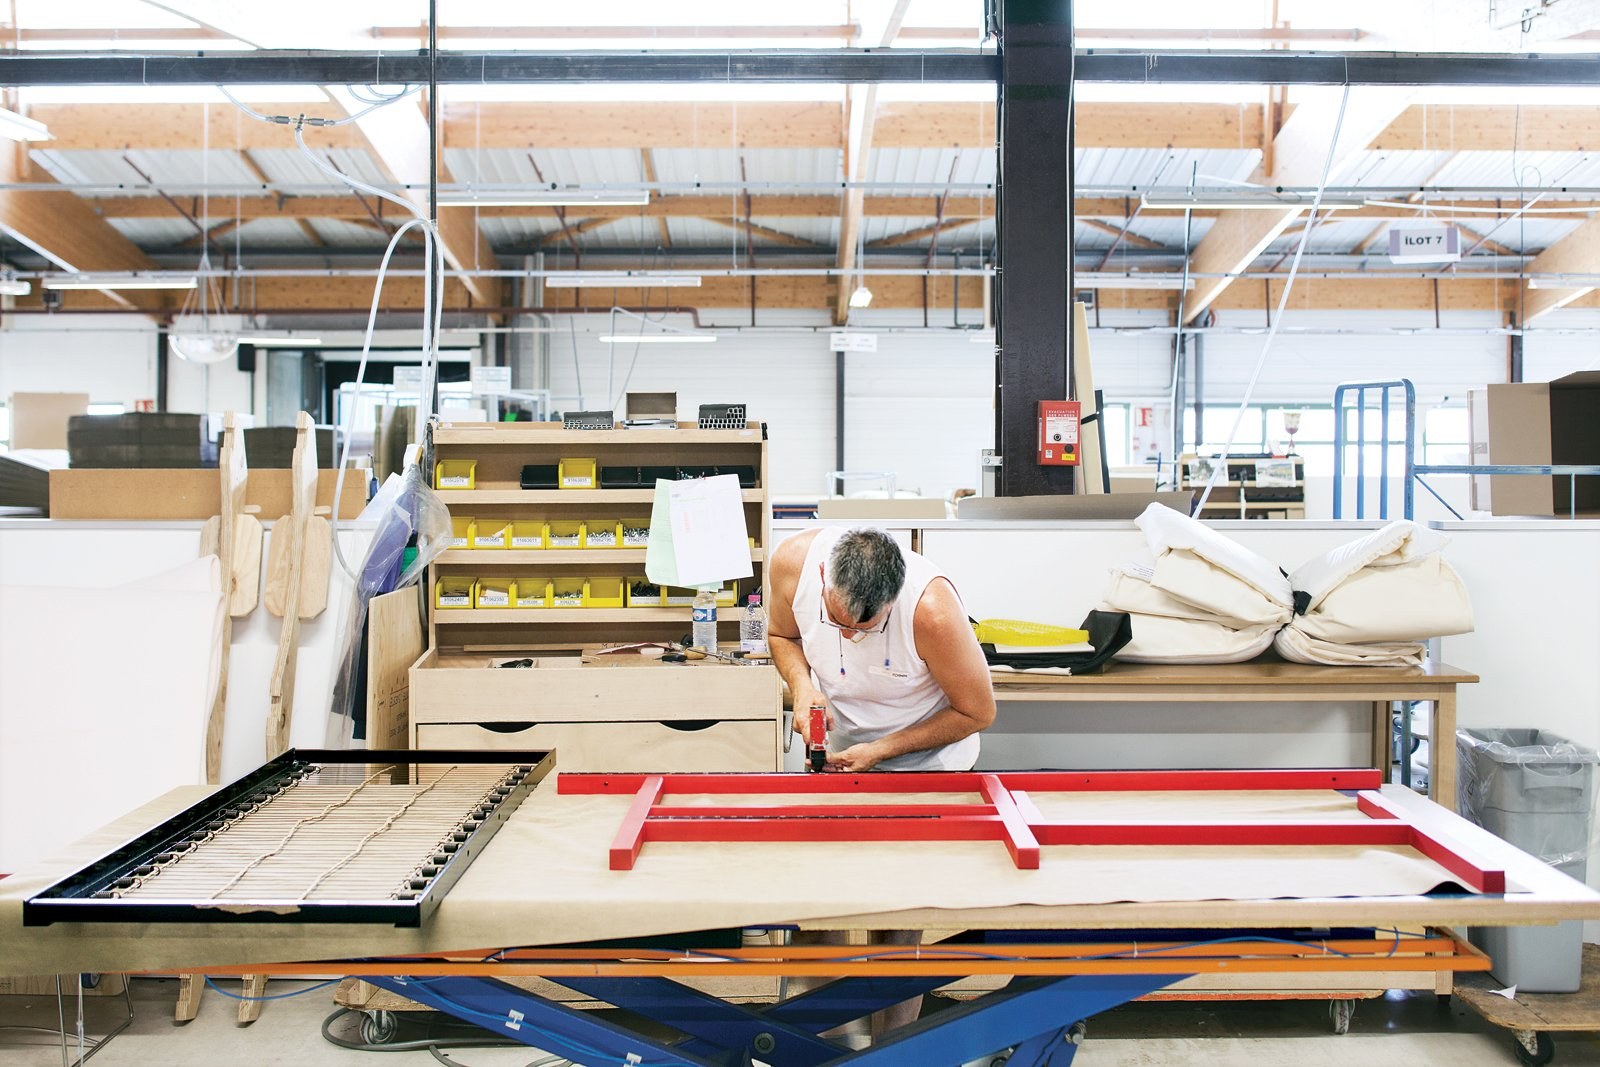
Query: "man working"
767 525 996 772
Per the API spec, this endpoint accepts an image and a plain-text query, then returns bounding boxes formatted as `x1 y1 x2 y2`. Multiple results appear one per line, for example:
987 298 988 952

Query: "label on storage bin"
449 536 469 548
511 535 542 548
474 535 506 548
477 589 510 607
555 592 583 607
549 533 581 547
586 530 617 547
562 475 593 488
622 527 650 546
438 475 471 488
516 595 547 607
438 594 471 607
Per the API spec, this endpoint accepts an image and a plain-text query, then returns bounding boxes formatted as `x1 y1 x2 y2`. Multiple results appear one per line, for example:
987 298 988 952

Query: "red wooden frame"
558 769 1504 893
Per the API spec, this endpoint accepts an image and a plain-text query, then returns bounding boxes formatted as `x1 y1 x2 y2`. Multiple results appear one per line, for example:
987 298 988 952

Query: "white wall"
0 315 159 408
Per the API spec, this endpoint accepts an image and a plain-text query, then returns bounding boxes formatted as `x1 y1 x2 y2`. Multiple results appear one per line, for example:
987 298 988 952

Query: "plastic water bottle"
691 588 718 651
740 594 767 655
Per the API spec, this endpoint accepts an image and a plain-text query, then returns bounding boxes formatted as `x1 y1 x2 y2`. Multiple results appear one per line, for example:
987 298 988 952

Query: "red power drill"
806 701 828 772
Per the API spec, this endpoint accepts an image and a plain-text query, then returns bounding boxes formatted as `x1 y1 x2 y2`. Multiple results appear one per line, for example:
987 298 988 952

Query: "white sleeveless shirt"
794 527 979 771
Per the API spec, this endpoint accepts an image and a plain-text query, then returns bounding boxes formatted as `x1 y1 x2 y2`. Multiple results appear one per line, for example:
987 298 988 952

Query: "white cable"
1194 83 1353 514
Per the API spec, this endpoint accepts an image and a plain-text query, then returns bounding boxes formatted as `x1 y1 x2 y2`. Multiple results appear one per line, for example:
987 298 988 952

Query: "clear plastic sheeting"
1457 728 1598 876
325 465 452 748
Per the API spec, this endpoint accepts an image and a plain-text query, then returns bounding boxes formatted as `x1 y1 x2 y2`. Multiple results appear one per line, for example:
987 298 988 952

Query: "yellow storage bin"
545 521 584 549
620 519 651 548
625 576 661 607
585 576 625 608
559 457 597 490
449 516 475 549
509 521 546 550
434 459 477 490
472 519 511 550
514 580 551 608
583 521 621 549
473 578 515 609
551 577 586 608
435 576 474 609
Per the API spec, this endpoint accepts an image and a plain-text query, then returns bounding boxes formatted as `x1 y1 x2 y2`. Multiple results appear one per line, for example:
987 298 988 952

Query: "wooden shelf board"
433 489 765 504
434 608 747 624
434 423 763 446
435 549 765 565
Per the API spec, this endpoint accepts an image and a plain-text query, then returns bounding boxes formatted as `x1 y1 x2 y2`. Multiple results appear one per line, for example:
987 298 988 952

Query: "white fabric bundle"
1275 520 1474 666
1098 504 1294 664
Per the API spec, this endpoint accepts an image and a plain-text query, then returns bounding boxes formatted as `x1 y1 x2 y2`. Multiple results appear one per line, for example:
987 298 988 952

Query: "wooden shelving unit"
1181 453 1306 520
427 420 770 652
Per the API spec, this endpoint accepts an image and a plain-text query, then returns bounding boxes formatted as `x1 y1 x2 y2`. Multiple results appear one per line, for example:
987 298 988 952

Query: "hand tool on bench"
807 701 829 772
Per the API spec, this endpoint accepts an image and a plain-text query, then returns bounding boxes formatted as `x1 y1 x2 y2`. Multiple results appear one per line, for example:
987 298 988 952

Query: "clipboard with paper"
644 474 754 589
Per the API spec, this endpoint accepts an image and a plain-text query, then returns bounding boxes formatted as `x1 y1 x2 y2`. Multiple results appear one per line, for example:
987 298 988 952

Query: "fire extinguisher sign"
1037 400 1081 466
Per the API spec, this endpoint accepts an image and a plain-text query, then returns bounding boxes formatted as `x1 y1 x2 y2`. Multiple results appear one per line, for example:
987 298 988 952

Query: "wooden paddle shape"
264 413 318 761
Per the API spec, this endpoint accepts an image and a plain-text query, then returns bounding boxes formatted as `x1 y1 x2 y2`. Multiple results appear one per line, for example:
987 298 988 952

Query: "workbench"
990 657 1476 810
5 764 1599 1067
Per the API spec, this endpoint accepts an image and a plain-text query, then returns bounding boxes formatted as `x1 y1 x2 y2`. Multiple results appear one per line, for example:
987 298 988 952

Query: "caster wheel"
1513 1030 1554 1067
1330 999 1354 1035
361 1010 399 1045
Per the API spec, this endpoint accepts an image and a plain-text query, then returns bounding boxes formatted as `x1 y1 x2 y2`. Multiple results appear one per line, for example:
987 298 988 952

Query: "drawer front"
411 662 781 725
415 720 778 772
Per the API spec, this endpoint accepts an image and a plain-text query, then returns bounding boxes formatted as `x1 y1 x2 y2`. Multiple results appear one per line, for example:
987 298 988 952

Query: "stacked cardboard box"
66 413 217 468
1470 372 1600 516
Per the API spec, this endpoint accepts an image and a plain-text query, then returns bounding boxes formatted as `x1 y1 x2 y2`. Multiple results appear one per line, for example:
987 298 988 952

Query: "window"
1099 403 1130 466
1422 406 1471 468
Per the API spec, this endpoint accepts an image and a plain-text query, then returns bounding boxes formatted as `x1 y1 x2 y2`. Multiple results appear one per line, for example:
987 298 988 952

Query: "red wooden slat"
981 774 1041 869
608 775 663 871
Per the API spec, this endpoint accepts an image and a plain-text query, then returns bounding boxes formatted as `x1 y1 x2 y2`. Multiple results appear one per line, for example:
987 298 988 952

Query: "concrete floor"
5 978 1600 1066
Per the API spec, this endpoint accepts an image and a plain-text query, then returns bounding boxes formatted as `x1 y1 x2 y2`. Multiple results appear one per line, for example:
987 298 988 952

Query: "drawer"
415 720 779 772
411 651 782 725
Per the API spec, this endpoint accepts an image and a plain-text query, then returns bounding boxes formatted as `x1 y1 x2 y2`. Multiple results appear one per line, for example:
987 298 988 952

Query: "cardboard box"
7 392 88 449
1470 374 1600 516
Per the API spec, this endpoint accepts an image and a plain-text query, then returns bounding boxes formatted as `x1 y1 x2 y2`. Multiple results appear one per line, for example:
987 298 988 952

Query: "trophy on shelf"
1281 410 1303 456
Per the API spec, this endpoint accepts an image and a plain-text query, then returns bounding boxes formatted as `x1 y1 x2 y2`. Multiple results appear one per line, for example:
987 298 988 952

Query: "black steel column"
995 0 1074 496
155 328 170 412
1507 313 1524 383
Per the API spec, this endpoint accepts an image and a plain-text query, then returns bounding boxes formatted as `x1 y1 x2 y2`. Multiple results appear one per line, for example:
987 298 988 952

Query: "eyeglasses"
818 563 893 636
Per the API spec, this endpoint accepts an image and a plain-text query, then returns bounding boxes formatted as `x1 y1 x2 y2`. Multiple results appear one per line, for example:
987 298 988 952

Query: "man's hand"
826 742 887 773
791 694 833 736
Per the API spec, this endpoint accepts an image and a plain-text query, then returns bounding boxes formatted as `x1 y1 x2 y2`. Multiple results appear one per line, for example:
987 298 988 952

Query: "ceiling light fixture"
43 274 198 291
168 333 239 364
239 334 324 346
848 285 874 309
440 190 650 208
1139 196 1359 212
1526 275 1600 289
1075 272 1196 290
597 333 718 344
0 107 51 142
0 277 31 296
545 272 701 288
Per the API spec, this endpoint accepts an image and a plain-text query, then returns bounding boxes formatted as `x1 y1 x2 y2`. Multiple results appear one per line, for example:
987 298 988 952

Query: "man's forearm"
868 706 983 762
768 634 813 707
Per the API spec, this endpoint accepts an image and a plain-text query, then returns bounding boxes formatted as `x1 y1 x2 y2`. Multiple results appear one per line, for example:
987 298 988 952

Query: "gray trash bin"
1457 728 1598 992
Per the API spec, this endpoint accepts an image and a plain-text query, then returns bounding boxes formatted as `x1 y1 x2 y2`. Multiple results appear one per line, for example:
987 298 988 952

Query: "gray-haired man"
767 527 995 772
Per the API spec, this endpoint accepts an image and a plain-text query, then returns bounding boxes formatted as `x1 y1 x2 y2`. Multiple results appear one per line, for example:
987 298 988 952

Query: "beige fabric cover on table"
1277 521 1474 666
1112 610 1280 665
0 778 1538 978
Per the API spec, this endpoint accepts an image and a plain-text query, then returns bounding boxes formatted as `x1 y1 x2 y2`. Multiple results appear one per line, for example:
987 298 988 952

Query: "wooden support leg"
1432 692 1459 811
1372 701 1392 783
174 974 201 1022
237 974 269 1024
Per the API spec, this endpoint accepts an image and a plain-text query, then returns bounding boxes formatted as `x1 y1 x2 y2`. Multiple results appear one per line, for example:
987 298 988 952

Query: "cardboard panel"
49 468 368 520
8 392 88 449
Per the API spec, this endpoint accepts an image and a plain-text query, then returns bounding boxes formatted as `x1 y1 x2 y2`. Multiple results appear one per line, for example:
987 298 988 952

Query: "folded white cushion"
1109 611 1280 665
1274 626 1426 667
1102 563 1232 623
1288 521 1473 644
1136 503 1294 622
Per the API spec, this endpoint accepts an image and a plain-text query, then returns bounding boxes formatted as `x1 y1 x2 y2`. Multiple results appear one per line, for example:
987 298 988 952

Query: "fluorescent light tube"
440 191 650 208
848 285 874 308
43 274 198 291
239 335 323 346
1527 275 1600 289
597 334 717 344
1139 196 1357 212
0 278 31 296
0 107 51 142
546 273 701 288
1075 272 1196 290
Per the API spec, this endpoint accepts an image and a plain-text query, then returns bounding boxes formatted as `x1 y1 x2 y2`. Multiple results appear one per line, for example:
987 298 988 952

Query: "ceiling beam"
28 99 1600 153
699 216 823 248
0 146 167 312
1523 214 1600 321
1182 88 1417 323
868 218 979 249
238 149 325 248
639 149 671 249
1078 217 1166 250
